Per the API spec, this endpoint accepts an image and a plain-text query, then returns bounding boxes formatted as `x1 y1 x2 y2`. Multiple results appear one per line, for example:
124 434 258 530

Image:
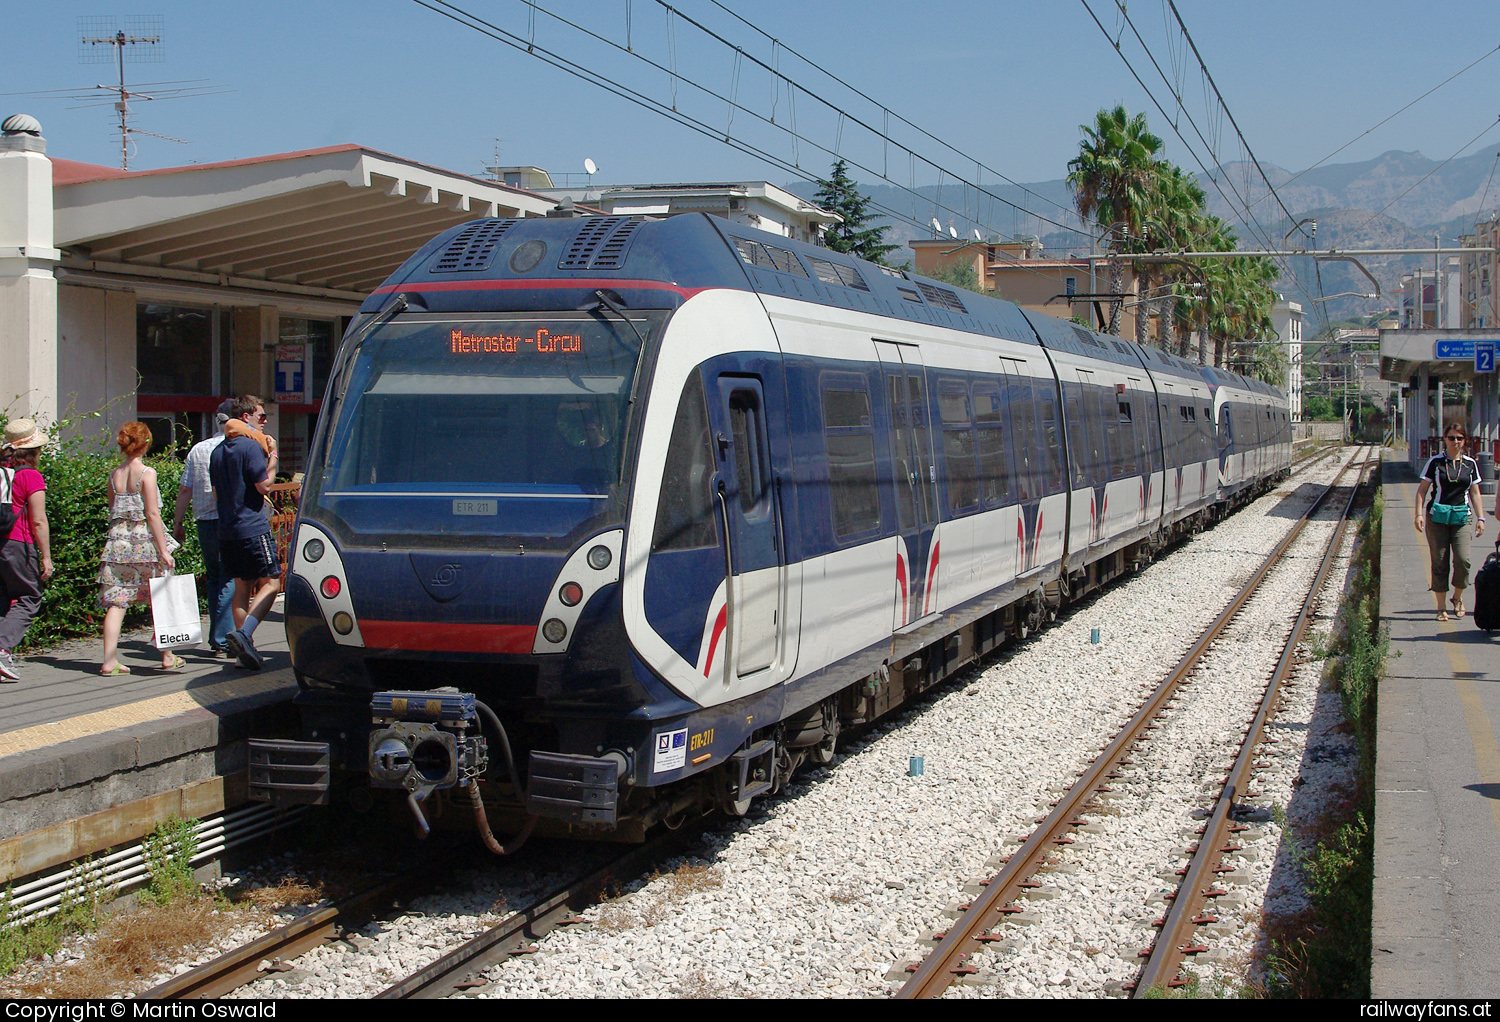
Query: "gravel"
208 447 1367 999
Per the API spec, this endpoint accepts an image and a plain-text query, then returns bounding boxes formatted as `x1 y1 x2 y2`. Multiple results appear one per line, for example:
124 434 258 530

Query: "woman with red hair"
99 421 179 675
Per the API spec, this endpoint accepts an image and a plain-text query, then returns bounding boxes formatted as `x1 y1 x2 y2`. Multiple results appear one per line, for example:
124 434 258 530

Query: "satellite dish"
948 225 959 239
930 218 942 235
972 228 982 241
583 158 598 176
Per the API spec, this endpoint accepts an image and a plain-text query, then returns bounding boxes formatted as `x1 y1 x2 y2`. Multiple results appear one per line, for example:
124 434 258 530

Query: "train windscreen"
308 311 659 539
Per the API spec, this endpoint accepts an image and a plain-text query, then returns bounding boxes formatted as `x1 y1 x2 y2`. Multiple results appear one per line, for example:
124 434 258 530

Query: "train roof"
366 213 1280 398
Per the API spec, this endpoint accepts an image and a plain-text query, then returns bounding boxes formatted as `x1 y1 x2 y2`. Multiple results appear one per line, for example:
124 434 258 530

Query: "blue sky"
5 0 1497 205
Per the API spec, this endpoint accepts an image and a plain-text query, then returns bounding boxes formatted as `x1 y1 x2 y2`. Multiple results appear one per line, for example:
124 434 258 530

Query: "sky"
5 0 1498 217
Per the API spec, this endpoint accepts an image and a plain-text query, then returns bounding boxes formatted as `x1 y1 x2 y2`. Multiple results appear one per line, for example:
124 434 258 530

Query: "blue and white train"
250 212 1291 843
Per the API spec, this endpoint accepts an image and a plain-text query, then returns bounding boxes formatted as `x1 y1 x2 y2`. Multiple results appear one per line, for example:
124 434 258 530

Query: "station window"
138 304 213 396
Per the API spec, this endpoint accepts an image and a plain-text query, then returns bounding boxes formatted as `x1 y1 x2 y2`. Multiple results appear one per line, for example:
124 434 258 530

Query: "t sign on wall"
275 344 310 403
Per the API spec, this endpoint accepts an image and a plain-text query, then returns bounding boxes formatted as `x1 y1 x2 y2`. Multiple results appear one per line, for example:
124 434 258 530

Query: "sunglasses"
1446 434 1466 440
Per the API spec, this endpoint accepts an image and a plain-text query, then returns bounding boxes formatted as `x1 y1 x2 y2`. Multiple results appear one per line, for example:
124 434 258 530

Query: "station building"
906 236 1145 339
0 115 561 471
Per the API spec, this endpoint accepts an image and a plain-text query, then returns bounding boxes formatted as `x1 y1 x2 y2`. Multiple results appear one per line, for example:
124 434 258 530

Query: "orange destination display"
450 327 583 354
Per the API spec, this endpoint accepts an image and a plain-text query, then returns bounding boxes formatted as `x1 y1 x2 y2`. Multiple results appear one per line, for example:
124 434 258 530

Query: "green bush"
4 408 204 652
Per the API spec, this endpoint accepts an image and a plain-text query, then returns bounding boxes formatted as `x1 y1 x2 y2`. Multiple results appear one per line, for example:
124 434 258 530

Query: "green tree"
928 260 983 293
1067 105 1164 335
814 160 898 265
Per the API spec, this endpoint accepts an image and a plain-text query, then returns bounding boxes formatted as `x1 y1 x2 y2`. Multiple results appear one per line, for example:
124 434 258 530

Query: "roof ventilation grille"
916 281 967 313
429 219 518 273
558 216 628 269
589 217 644 269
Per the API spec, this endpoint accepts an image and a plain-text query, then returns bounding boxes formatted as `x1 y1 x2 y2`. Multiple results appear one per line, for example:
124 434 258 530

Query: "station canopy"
51 144 562 299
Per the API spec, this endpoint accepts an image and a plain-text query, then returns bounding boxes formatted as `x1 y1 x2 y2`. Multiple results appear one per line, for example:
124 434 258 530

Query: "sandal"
100 664 131 676
1453 598 1466 619
159 654 186 673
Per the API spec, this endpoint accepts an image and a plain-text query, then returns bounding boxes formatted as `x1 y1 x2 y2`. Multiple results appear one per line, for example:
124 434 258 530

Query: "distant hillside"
786 148 1500 325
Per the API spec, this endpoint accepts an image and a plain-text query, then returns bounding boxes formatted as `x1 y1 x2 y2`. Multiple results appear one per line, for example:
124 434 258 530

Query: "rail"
897 449 1369 999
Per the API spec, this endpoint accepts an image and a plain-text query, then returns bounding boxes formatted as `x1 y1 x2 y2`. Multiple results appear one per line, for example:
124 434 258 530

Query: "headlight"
587 544 612 570
303 538 325 563
542 618 567 643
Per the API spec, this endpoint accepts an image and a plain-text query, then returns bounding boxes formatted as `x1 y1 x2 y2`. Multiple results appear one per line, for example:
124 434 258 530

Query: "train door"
1128 375 1155 524
875 340 940 628
710 376 784 677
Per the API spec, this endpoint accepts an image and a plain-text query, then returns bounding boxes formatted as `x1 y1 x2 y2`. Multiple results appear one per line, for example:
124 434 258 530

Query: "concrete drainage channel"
1 803 306 930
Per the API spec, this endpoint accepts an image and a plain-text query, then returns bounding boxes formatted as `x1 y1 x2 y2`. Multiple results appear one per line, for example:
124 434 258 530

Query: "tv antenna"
79 15 182 170
481 137 508 181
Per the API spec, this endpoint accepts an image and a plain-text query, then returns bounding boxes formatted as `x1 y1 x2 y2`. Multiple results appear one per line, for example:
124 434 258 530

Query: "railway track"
897 448 1374 998
139 832 695 1000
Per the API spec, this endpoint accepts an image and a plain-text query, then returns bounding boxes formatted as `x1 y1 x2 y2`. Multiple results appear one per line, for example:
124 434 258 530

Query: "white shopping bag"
150 574 202 649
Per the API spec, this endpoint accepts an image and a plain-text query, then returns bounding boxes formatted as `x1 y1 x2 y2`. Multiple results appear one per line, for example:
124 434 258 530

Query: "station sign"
1478 341 1496 374
1436 339 1476 360
275 344 310 404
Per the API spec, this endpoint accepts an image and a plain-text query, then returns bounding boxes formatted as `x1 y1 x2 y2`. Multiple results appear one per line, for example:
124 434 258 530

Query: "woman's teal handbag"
1430 501 1472 525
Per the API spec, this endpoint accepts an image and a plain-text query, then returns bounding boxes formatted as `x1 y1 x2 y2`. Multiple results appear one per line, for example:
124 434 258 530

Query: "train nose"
410 553 490 603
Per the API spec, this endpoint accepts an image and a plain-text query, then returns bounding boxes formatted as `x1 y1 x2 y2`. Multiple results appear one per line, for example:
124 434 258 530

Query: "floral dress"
97 484 174 610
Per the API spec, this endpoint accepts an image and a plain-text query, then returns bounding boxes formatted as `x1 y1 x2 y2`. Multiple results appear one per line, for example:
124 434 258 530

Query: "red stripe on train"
361 621 537 653
703 604 729 677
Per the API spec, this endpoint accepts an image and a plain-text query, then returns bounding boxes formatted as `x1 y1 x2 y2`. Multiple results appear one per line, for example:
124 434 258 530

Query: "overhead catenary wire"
412 0 1109 297
1245 43 1500 216
1346 116 1500 236
1080 0 1321 315
494 0 1082 240
701 0 1082 227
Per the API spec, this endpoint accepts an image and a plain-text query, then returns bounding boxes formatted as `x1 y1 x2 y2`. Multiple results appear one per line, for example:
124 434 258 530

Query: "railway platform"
0 607 297 886
1375 453 1500 996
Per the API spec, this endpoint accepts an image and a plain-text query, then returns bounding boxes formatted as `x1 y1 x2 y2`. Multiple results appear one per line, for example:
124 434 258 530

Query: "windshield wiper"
318 292 412 465
587 289 649 406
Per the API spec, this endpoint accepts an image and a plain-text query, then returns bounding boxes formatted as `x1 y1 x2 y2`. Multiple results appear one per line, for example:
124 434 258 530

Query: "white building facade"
1271 297 1304 422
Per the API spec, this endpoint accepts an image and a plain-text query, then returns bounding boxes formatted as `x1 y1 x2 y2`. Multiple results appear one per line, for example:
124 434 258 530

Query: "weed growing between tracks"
1261 474 1384 999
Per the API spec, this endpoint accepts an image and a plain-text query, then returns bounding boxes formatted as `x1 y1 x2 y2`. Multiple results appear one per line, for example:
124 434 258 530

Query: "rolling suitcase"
1473 547 1500 633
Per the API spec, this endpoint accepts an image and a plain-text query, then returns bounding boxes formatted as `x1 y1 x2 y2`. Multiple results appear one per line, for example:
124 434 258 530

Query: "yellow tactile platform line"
0 672 296 760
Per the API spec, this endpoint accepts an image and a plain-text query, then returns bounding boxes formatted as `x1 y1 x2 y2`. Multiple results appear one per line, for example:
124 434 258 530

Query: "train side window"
1038 386 1064 492
939 379 978 512
973 381 1011 507
1117 398 1137 476
1063 382 1089 488
652 372 718 552
1086 384 1115 478
728 389 770 517
1009 373 1037 500
822 386 881 539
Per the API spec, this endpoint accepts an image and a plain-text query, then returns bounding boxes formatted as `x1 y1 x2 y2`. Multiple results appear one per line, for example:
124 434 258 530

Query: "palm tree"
1150 166 1207 350
1067 106 1164 335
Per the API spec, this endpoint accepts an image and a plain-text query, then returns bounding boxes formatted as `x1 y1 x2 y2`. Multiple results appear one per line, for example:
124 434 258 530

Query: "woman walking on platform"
98 422 179 675
1416 421 1486 621
0 419 53 682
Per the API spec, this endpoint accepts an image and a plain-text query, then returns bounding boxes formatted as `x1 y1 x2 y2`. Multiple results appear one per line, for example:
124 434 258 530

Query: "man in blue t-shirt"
209 394 280 670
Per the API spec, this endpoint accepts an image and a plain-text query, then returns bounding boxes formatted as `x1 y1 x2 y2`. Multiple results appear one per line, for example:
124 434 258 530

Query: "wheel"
809 705 840 767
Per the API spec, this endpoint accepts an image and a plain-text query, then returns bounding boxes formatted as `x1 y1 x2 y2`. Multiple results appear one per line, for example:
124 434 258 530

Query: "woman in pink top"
0 419 53 681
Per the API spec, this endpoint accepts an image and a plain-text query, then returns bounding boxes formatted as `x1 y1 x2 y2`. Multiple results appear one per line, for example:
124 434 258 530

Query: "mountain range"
786 148 1500 326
